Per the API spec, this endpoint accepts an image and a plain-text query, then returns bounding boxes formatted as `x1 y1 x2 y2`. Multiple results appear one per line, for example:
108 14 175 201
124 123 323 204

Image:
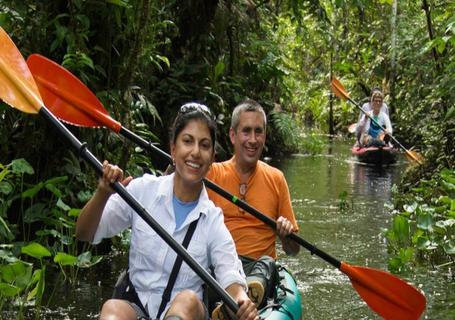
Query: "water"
272 138 454 319
38 138 453 319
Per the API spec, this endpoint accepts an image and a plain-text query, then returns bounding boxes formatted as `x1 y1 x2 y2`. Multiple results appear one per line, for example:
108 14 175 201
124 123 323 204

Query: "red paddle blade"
0 28 42 113
26 54 121 132
341 263 425 320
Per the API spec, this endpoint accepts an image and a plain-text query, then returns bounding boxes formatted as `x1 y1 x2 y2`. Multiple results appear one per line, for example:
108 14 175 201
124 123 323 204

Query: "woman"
357 90 393 147
76 103 258 320
356 88 389 146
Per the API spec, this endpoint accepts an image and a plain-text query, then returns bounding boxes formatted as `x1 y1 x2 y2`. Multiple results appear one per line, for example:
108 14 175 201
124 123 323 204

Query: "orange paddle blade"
340 262 425 320
0 27 42 113
27 54 121 132
404 149 424 165
331 77 350 101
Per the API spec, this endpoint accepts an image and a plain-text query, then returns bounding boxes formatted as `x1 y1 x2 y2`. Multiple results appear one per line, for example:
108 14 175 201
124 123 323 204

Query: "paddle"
0 27 240 317
27 55 427 319
331 77 424 165
347 123 357 134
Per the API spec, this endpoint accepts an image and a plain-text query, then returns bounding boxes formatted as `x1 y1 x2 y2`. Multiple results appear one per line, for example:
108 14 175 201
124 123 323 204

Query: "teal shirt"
368 115 382 138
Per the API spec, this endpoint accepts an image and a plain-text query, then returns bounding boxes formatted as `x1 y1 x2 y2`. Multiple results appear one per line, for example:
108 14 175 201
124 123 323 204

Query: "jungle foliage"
0 0 453 316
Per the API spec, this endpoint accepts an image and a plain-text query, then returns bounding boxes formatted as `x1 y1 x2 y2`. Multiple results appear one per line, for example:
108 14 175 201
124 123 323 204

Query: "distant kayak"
351 145 398 165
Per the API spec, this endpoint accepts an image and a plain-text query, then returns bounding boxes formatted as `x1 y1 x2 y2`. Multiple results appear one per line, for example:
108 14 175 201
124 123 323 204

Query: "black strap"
156 216 201 318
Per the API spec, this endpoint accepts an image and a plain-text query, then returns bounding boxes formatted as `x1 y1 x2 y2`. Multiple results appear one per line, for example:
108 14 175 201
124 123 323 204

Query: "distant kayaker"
206 99 300 316
357 90 393 147
355 88 390 146
76 103 258 320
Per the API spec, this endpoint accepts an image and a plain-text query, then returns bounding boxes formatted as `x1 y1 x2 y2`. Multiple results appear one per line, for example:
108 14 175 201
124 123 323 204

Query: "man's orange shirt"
206 158 298 259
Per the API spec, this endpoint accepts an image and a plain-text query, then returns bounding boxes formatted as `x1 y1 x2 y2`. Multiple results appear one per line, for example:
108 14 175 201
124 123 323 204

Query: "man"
207 99 299 313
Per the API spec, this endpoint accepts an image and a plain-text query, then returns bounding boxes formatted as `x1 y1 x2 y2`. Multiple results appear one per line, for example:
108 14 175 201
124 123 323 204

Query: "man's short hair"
230 99 267 131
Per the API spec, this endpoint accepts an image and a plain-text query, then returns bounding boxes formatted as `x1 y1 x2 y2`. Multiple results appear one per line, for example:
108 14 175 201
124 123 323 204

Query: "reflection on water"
41 138 453 319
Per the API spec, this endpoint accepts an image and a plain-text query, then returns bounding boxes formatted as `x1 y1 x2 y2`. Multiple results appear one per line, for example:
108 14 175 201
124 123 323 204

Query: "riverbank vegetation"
0 0 453 316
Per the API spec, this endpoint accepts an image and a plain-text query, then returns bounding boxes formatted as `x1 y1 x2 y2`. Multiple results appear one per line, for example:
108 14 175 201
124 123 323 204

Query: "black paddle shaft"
39 106 240 316
120 122 342 270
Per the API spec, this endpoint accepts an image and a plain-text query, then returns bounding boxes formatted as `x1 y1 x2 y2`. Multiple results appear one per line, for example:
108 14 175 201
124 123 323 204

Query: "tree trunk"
421 0 441 72
329 51 334 136
389 0 398 115
118 0 151 168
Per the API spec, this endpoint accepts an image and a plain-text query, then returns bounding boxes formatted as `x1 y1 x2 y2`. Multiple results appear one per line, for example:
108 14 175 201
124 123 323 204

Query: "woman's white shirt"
92 173 246 319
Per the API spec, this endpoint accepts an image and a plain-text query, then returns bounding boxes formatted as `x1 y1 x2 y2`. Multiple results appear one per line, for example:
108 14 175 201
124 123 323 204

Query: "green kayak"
258 265 302 320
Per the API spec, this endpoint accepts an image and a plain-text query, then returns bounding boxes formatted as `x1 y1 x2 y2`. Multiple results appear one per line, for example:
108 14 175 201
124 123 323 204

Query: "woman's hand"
98 160 132 194
225 284 258 320
236 293 258 320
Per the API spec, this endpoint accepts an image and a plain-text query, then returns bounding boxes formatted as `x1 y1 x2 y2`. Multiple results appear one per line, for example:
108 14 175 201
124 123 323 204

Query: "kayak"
351 145 398 165
211 264 302 320
113 265 302 319
258 265 302 320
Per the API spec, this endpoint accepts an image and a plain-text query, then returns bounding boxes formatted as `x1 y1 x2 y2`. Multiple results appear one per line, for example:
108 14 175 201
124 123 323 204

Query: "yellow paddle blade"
331 77 350 101
0 27 42 113
348 123 357 133
405 149 424 165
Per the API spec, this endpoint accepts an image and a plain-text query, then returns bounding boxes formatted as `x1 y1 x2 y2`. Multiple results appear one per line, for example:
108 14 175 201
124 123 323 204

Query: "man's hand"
276 216 300 256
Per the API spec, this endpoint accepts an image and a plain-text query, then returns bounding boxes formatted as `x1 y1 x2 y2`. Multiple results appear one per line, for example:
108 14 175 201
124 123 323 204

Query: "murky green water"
41 138 454 319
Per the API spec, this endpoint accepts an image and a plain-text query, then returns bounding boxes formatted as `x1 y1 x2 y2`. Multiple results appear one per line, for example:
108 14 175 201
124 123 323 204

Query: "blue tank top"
172 194 198 229
368 115 382 138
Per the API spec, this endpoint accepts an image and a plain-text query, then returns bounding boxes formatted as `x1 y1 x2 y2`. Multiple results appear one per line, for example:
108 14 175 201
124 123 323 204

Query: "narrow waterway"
40 138 454 319
272 138 454 320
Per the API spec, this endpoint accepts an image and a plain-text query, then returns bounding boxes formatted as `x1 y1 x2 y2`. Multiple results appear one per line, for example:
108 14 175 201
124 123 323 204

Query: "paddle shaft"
118 125 343 269
205 180 342 269
38 106 240 315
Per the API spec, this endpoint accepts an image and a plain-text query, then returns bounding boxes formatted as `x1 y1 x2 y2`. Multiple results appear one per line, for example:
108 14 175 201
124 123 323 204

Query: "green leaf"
77 190 92 203
214 61 225 80
0 260 32 290
28 267 45 303
403 202 418 213
54 252 77 266
11 159 34 175
0 181 12 195
45 183 62 198
56 198 71 211
392 215 409 242
416 235 431 250
77 251 103 268
21 243 51 259
155 55 170 68
68 208 81 218
0 249 18 263
0 283 21 297
23 203 47 223
21 182 44 199
443 241 455 255
416 212 433 231
0 166 9 182
105 0 131 8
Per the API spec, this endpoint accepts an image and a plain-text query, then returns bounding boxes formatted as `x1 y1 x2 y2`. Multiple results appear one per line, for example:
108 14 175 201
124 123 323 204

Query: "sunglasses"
238 183 247 214
179 103 213 118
